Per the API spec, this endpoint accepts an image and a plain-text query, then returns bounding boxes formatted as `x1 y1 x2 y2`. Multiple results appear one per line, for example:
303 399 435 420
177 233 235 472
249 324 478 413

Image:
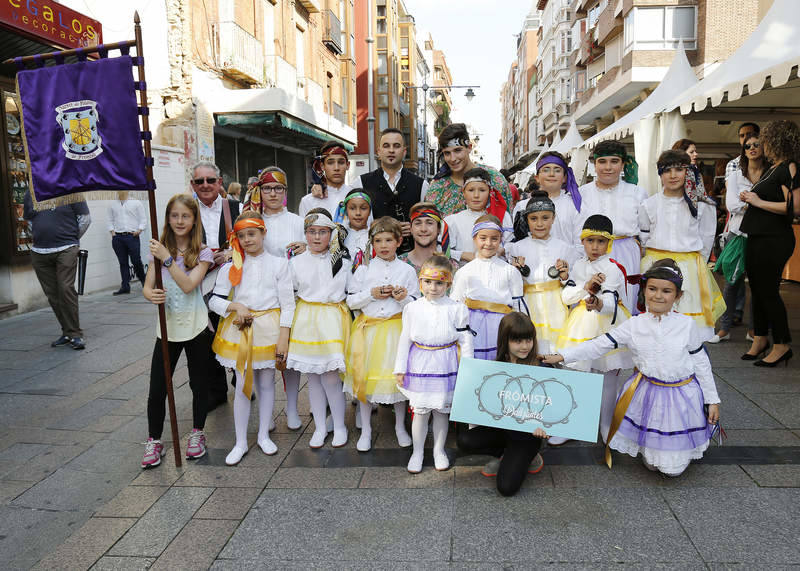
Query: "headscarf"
463 175 508 222
304 211 350 276
410 207 450 256
228 217 266 286
512 192 554 242
471 221 504 238
312 144 349 187
592 148 639 185
244 168 287 213
334 190 371 225
657 161 704 218
419 266 453 283
536 155 582 212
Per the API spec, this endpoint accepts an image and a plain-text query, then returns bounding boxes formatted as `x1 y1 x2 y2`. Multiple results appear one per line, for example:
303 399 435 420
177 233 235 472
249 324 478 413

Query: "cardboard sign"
450 358 603 443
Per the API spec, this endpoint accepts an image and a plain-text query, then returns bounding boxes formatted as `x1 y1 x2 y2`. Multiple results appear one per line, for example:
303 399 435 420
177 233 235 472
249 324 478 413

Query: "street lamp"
406 80 480 179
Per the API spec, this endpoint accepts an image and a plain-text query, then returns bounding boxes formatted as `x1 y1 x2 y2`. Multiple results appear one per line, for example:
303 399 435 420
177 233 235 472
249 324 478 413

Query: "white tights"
233 369 275 450
409 410 449 471
358 401 411 445
306 371 347 438
282 369 301 427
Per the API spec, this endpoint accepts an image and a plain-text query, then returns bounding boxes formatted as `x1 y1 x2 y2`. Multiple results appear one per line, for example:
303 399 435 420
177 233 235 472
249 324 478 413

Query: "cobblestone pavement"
1 282 798 569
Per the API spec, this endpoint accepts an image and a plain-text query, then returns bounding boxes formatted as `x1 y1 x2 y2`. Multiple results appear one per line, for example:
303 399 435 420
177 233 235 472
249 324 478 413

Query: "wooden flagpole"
134 12 183 467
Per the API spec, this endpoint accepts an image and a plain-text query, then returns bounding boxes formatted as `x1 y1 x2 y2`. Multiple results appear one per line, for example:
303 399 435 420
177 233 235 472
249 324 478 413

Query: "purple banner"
16 55 148 203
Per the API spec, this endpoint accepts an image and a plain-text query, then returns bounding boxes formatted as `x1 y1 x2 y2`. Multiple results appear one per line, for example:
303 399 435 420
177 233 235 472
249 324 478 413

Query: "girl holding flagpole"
209 211 295 466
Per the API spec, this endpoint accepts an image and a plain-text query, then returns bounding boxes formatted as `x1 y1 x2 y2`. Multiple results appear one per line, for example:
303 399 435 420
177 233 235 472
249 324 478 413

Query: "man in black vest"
190 161 241 410
359 128 429 253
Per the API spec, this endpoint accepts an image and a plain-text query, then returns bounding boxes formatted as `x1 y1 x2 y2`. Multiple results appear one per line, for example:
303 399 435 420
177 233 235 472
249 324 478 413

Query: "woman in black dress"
739 120 800 366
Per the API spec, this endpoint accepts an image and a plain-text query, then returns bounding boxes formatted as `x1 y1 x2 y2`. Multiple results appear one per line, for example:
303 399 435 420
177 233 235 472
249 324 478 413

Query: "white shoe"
433 449 450 471
746 332 754 341
407 453 423 473
356 431 372 452
332 427 348 448
547 436 569 446
309 429 326 449
225 445 248 466
258 437 277 455
395 427 412 448
708 332 730 344
286 411 302 430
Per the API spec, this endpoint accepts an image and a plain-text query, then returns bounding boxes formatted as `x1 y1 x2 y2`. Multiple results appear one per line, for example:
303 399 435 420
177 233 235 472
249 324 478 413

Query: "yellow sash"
604 370 695 468
645 248 714 326
465 298 512 314
348 312 402 402
523 280 562 294
235 308 280 399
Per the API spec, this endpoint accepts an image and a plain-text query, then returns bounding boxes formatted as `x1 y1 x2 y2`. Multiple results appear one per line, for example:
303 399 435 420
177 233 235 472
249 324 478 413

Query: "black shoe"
754 349 793 368
741 349 768 361
51 335 72 347
69 337 86 350
113 288 131 295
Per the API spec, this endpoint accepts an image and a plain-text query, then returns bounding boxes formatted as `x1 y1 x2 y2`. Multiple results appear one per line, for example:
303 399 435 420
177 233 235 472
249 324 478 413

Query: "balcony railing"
214 21 264 85
323 10 343 55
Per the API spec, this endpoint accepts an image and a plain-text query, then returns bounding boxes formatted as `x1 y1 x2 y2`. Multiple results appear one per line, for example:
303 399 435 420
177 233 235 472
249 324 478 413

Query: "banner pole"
134 11 182 467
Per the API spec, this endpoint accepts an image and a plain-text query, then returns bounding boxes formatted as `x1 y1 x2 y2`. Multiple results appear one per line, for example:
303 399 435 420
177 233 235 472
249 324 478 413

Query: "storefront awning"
216 111 355 153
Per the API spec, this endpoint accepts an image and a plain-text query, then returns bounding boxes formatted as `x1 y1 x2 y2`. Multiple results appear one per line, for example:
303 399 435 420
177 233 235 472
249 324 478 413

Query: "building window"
560 30 572 55
624 6 697 52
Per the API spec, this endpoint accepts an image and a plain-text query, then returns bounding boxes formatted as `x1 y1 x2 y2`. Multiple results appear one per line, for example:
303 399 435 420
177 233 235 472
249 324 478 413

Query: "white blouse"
209 251 296 328
347 257 420 318
577 181 649 238
450 256 524 307
289 250 350 303
297 183 352 219
639 193 716 260
443 209 513 262
344 227 369 258
561 311 720 403
393 296 474 374
561 254 627 316
505 235 579 284
513 190 581 250
262 209 305 258
725 170 751 237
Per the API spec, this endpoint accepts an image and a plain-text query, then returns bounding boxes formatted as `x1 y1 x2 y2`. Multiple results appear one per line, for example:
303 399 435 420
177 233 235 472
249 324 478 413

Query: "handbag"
714 233 747 283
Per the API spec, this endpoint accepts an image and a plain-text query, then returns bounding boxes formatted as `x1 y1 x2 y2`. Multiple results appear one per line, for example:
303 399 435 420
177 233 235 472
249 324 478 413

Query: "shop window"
4 92 32 254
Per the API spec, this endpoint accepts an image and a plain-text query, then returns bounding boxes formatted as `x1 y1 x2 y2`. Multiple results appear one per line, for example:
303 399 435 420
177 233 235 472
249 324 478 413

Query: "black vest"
360 168 424 253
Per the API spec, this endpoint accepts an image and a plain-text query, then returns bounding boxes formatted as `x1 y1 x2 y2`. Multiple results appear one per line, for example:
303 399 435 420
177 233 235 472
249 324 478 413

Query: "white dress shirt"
108 199 147 233
198 195 223 249
393 296 474 374
505 235 580 284
209 251 296 328
289 249 350 302
443 209 513 262
561 311 720 404
298 183 352 219
347 256 420 318
561 254 627 315
450 256 524 307
383 168 430 199
577 181 649 238
262 209 305 258
724 170 752 237
639 193 716 261
344 227 369 258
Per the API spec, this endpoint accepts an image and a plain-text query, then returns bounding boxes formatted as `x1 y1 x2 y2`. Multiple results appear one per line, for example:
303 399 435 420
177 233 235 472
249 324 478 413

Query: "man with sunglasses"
190 161 241 410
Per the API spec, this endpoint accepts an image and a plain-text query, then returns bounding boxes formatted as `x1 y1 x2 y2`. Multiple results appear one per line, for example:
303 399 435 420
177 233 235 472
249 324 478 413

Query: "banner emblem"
55 100 102 160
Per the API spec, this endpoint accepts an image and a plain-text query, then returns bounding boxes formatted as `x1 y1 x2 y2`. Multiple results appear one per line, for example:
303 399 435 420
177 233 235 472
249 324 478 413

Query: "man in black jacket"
359 128 429 253
190 161 241 409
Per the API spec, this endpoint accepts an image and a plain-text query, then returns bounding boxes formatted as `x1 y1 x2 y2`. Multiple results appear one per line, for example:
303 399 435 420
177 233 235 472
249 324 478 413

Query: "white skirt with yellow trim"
212 309 280 370
523 281 568 353
343 313 405 404
556 301 632 372
286 299 352 375
641 249 725 341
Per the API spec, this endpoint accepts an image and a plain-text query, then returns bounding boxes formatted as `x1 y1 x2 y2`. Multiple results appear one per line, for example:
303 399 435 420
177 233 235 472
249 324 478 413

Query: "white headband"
463 176 488 187
304 212 336 230
444 136 470 149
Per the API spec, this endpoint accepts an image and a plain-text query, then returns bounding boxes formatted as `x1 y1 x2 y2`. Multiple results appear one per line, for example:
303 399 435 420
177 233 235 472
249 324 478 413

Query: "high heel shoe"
741 348 768 361
754 349 793 368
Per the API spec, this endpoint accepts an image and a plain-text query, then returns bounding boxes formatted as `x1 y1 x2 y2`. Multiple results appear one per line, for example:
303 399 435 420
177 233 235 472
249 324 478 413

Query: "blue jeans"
718 277 748 331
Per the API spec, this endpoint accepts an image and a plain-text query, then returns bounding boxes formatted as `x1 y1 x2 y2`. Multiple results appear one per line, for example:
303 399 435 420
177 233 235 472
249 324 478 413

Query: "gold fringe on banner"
31 190 150 211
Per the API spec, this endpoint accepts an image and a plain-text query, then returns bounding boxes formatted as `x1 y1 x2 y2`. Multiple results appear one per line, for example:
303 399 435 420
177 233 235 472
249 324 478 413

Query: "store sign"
0 0 102 50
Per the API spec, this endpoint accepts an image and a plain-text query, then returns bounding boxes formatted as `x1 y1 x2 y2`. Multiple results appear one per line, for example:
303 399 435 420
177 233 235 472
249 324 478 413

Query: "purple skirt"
401 341 459 395
616 371 713 452
468 308 505 361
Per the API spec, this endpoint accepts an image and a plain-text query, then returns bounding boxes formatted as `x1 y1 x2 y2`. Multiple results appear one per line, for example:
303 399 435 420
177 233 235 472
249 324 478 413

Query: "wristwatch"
163 256 174 268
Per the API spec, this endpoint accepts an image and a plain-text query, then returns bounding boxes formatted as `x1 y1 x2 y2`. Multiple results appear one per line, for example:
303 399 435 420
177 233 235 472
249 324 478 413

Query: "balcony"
214 21 264 85
322 10 343 55
596 3 623 46
296 0 321 13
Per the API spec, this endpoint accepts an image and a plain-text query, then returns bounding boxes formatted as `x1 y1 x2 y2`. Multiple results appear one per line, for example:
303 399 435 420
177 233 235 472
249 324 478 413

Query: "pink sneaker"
186 429 207 459
141 438 164 468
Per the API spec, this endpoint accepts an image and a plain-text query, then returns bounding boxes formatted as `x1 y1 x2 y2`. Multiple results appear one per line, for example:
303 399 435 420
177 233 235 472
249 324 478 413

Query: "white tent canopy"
551 120 584 155
515 142 550 190
668 0 800 115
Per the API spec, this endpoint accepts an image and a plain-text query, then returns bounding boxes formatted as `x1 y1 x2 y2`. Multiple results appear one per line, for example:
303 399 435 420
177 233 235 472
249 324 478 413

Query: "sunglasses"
744 142 761 150
192 177 218 185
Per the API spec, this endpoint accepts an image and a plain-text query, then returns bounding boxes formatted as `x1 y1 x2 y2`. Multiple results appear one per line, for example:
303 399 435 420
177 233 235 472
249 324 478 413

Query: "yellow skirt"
557 301 632 372
212 308 280 369
641 249 725 329
343 313 405 404
523 281 568 350
287 299 352 375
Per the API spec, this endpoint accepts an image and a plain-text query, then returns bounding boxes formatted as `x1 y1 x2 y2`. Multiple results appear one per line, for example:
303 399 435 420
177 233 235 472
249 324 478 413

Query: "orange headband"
419 267 452 283
228 218 266 286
